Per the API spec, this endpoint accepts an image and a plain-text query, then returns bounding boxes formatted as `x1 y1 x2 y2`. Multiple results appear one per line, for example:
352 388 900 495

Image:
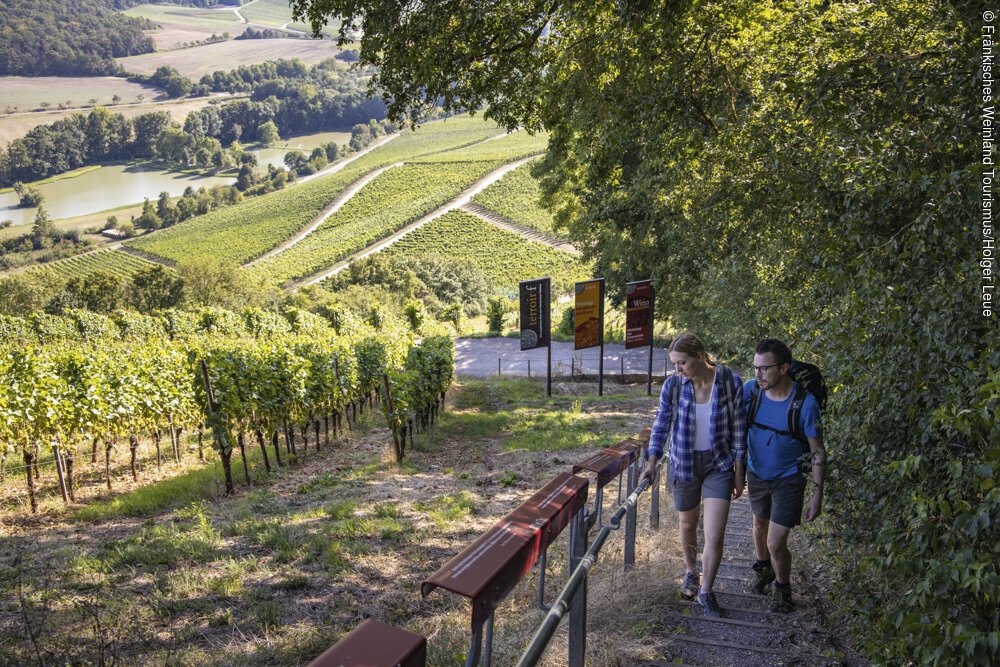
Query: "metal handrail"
515 456 664 667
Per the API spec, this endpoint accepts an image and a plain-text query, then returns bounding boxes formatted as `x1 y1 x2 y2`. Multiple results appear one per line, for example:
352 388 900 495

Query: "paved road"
454 337 674 379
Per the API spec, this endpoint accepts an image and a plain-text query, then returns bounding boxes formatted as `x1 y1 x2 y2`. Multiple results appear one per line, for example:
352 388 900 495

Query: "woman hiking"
639 331 747 617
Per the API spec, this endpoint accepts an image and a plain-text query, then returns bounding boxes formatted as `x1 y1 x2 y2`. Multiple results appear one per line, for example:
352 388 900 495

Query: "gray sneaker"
680 571 699 599
749 563 776 594
697 591 722 617
770 584 794 613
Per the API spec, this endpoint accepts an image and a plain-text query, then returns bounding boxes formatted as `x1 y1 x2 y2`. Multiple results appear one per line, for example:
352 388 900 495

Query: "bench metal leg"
537 549 550 611
568 509 587 667
624 461 637 571
649 467 660 529
483 614 494 667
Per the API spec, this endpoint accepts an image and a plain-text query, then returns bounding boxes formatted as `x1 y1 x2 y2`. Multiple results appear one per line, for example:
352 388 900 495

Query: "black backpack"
747 360 826 451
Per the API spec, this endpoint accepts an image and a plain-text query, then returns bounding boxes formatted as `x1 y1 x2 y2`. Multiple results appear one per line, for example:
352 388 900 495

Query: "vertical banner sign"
519 278 550 350
625 280 653 349
574 279 604 350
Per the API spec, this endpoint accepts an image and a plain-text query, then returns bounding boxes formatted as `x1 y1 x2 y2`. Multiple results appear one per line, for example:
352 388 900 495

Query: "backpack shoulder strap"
789 382 808 448
748 379 763 424
670 372 681 409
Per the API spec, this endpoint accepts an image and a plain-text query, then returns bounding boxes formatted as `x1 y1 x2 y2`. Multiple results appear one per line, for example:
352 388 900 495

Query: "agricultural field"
240 0 343 35
471 158 566 239
0 77 160 113
250 160 502 283
378 209 589 293
411 128 547 164
25 248 164 282
0 97 230 146
116 39 343 79
124 116 507 267
122 3 245 31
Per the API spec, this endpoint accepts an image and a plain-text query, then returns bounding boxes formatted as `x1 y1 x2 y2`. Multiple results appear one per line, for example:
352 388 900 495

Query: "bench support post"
568 509 587 667
624 459 638 570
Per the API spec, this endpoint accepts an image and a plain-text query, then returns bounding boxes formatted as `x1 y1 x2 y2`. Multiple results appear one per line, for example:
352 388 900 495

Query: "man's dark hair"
756 338 792 366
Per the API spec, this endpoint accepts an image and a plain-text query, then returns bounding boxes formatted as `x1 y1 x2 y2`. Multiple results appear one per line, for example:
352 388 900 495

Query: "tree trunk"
64 449 75 502
255 429 271 473
129 434 140 481
299 423 309 458
91 437 99 464
271 431 283 467
104 439 114 490
1 454 5 483
284 421 297 459
237 431 251 486
23 450 37 513
176 427 185 461
324 415 330 446
153 430 162 469
314 419 321 451
33 443 40 480
198 422 205 461
220 449 234 495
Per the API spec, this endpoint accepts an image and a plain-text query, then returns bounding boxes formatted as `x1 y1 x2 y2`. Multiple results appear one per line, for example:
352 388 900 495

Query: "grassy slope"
22 248 163 282
380 209 589 293
0 379 660 666
125 115 504 267
0 77 159 112
248 160 502 283
471 157 567 238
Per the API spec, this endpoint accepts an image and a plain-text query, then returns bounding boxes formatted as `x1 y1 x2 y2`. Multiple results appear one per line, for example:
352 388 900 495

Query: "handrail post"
568 508 587 667
624 458 637 570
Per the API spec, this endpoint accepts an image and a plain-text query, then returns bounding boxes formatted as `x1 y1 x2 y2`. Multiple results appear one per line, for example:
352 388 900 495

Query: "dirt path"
634 493 866 666
298 154 542 286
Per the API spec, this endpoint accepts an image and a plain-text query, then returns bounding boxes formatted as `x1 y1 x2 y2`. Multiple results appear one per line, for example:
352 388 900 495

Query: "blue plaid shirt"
646 366 747 483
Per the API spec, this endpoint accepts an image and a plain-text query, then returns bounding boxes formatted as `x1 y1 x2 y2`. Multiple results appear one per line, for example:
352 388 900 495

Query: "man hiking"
744 339 826 612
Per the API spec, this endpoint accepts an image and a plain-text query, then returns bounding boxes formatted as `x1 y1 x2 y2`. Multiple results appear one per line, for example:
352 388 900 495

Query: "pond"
0 130 354 227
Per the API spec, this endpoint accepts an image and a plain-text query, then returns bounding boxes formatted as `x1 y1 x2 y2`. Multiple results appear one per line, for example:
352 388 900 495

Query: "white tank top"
693 371 717 452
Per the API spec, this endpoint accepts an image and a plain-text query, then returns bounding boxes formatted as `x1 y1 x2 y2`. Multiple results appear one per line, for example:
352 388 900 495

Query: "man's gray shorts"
670 450 734 512
747 470 807 528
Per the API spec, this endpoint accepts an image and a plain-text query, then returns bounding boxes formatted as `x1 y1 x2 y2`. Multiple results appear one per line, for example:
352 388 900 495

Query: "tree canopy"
292 0 995 663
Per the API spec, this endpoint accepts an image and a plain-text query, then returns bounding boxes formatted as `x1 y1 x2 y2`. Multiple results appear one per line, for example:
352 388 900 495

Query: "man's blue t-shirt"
743 380 822 480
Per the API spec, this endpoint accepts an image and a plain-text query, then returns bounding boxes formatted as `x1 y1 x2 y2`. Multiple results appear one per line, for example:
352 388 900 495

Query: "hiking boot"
697 591 722 618
749 562 776 594
680 571 699 599
770 583 794 613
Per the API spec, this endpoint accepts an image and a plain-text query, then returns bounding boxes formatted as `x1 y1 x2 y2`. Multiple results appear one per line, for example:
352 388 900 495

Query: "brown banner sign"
625 279 653 350
422 472 588 631
574 279 604 350
519 277 551 351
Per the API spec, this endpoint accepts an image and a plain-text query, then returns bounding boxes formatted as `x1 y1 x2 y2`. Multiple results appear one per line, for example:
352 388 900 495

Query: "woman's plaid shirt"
646 366 747 483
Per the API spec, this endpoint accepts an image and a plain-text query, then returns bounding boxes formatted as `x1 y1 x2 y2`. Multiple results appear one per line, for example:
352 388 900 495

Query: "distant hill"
0 0 156 76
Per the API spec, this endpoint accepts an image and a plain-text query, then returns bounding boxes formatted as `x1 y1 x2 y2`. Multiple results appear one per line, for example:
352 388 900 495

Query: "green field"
377 209 589 293
116 39 342 79
25 248 164 282
124 116 507 268
471 157 566 238
249 160 502 283
123 4 244 30
240 0 342 35
410 129 547 164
